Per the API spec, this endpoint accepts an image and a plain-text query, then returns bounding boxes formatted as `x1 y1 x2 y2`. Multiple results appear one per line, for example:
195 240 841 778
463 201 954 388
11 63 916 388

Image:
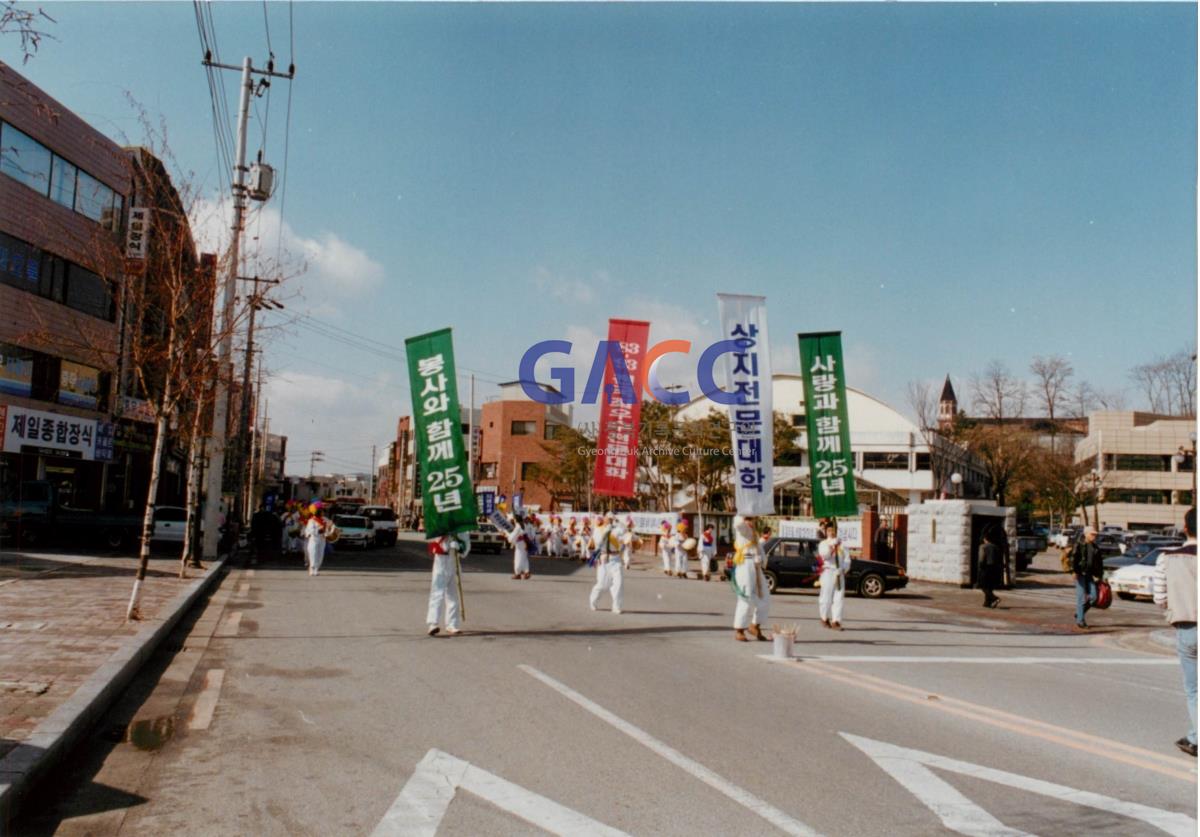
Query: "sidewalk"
0 548 227 824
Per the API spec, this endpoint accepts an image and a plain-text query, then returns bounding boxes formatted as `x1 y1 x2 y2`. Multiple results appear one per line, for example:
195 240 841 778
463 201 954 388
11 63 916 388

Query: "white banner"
551 510 678 536
1 405 98 460
776 518 862 548
717 293 774 515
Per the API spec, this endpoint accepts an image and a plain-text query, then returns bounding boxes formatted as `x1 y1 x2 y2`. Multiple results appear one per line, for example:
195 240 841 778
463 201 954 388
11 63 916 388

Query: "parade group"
263 500 854 643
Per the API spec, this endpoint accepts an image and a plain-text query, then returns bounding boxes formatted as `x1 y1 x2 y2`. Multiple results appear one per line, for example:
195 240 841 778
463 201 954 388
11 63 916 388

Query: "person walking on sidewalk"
427 532 468 636
818 519 851 630
1153 506 1197 757
1072 526 1104 629
731 515 771 642
978 527 1003 609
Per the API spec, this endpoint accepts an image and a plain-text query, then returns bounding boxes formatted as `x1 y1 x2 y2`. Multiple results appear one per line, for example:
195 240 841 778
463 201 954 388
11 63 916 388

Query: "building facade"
0 62 130 512
394 407 480 527
1074 411 1196 530
476 382 571 512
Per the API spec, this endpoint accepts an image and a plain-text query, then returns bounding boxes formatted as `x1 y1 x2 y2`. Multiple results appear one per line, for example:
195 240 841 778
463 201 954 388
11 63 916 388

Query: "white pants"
672 546 688 576
818 568 845 624
660 540 672 571
426 553 461 630
733 561 770 629
513 543 530 576
589 560 624 612
622 548 633 569
305 537 324 574
699 548 716 577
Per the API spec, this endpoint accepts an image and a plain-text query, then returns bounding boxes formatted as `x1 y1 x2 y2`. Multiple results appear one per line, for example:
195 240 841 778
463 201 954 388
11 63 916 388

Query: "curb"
1150 629 1177 650
0 554 230 828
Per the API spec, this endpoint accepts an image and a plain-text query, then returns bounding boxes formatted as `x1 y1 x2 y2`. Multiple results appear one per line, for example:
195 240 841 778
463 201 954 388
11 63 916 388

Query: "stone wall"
905 500 1015 586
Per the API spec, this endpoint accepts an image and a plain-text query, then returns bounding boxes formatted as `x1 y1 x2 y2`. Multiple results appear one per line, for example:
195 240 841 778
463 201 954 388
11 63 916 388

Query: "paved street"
13 540 1197 837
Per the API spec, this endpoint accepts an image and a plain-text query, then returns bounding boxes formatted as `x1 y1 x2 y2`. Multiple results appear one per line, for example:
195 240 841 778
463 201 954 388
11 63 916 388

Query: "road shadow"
0 554 179 582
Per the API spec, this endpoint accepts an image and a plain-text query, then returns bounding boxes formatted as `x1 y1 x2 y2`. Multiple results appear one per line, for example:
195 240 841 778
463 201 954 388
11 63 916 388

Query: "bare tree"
959 422 1038 507
0 2 55 63
971 360 1027 422
1029 355 1073 452
907 379 961 496
1129 349 1196 417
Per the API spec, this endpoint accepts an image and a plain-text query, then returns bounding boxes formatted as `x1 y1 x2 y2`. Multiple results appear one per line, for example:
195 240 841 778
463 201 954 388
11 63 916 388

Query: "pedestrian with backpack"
1072 526 1104 630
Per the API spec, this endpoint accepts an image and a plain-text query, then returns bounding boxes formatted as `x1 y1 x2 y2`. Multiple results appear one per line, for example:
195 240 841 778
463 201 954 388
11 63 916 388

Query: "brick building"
477 382 571 512
0 62 130 512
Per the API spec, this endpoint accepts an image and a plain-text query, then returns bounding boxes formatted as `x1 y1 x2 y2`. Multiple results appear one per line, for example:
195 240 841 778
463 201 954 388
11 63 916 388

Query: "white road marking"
298 710 316 726
520 664 820 837
843 734 1197 837
371 748 629 837
187 669 225 730
768 655 1175 665
215 611 241 638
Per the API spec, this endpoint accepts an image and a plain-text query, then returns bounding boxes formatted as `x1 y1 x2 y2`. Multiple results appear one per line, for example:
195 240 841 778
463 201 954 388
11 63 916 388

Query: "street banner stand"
797 331 858 518
717 293 774 516
404 328 479 537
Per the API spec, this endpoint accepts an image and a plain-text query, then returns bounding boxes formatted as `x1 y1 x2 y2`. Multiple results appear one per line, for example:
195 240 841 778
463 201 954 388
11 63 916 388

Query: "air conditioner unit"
247 162 275 202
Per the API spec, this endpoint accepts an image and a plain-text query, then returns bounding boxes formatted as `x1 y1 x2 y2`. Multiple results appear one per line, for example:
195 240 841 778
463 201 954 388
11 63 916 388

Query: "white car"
1106 550 1164 601
360 505 398 546
151 506 190 542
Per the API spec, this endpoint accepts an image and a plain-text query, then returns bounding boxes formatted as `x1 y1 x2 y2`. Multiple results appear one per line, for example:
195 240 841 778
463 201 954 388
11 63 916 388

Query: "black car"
725 536 908 598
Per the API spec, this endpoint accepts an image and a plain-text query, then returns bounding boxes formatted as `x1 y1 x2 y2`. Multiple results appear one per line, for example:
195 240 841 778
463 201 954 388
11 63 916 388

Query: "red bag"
1095 580 1113 610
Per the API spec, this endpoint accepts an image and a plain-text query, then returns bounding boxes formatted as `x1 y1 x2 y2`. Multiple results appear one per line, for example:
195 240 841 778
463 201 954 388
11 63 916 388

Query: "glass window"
511 420 536 436
74 170 115 225
915 452 932 471
50 155 77 208
544 423 561 440
58 360 102 409
791 413 806 427
482 462 497 479
520 462 536 479
0 231 41 291
0 343 34 397
64 264 113 320
0 122 52 195
863 452 910 470
1113 454 1171 472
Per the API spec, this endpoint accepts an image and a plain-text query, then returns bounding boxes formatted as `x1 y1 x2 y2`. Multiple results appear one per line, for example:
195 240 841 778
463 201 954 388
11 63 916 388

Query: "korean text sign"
798 331 858 517
718 293 774 515
405 328 478 537
592 319 650 498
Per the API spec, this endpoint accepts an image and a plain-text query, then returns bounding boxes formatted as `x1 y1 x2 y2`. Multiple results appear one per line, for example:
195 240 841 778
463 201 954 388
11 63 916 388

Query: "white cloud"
187 195 385 317
532 266 604 304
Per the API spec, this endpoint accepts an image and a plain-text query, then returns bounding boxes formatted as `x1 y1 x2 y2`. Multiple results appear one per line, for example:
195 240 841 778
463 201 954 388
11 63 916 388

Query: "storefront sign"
120 396 156 424
126 206 151 259
718 293 774 515
2 405 97 460
798 331 858 518
95 421 115 462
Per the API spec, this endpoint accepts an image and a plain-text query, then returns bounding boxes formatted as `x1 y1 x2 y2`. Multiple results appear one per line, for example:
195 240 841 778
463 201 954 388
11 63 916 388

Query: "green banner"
405 328 478 537
798 331 858 518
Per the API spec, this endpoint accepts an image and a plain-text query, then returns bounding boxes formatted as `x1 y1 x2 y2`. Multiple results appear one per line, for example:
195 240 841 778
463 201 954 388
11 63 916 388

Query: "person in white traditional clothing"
507 514 531 579
302 504 330 577
589 513 624 613
817 519 851 630
659 520 673 575
548 517 564 558
699 523 717 581
620 515 638 569
426 532 468 636
671 520 691 578
731 515 771 642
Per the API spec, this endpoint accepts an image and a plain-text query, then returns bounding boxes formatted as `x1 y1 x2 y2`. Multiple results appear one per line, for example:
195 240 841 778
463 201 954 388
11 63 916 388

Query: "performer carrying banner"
426 532 468 636
818 518 851 630
731 515 771 642
589 513 624 613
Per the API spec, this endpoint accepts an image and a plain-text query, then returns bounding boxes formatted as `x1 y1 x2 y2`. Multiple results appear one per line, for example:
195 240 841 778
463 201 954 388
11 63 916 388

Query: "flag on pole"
717 294 774 516
797 331 858 517
593 319 650 498
405 328 479 537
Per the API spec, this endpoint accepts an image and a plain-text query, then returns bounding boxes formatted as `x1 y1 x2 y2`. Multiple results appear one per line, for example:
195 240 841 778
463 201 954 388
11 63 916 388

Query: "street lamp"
1089 468 1103 528
950 472 963 499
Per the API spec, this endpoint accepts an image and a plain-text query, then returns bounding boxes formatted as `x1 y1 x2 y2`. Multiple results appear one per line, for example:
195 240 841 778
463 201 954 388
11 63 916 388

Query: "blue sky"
6 2 1196 474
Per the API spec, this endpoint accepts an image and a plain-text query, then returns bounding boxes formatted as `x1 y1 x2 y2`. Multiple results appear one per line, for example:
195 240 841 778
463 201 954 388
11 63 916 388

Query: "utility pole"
310 451 324 480
234 278 280 521
199 53 294 561
468 374 476 482
370 443 377 502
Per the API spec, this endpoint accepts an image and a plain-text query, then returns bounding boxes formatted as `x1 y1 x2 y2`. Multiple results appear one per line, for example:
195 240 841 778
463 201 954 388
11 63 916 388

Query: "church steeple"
938 375 957 429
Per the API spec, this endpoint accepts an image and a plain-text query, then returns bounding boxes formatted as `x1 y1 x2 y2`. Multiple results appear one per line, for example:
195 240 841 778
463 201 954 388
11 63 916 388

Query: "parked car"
151 506 191 543
1 480 144 550
469 522 506 554
332 514 374 549
1052 527 1079 549
1105 541 1157 571
360 505 399 547
724 536 908 598
1107 550 1165 601
1014 529 1048 572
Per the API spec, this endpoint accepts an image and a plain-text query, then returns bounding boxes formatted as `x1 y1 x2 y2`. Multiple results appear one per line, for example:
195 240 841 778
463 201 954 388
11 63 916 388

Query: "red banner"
592 319 650 498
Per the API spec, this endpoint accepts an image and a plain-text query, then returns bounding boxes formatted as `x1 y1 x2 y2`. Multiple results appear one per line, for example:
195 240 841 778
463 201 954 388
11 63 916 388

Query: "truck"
0 480 144 550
